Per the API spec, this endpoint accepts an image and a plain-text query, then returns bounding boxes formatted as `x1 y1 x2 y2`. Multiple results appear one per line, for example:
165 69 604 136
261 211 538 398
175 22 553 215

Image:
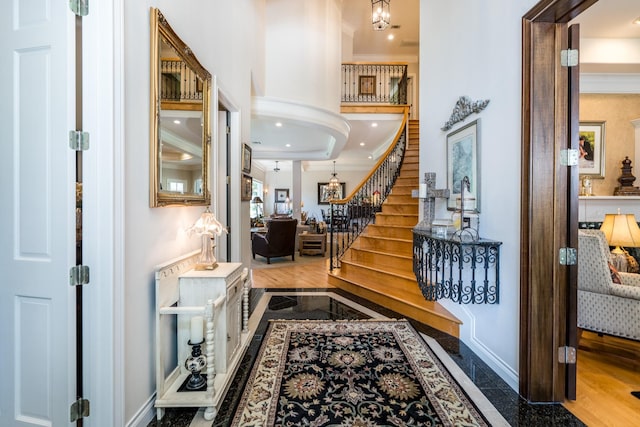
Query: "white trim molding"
580 73 640 94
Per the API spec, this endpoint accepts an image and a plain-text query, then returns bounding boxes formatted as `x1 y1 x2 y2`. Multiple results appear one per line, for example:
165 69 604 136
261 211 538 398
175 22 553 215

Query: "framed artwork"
241 174 252 201
446 120 480 212
579 121 606 178
275 188 289 202
317 182 346 205
241 143 252 173
359 75 376 95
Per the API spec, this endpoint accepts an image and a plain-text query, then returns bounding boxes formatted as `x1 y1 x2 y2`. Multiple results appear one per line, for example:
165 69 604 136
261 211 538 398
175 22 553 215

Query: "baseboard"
452 305 519 391
126 393 156 427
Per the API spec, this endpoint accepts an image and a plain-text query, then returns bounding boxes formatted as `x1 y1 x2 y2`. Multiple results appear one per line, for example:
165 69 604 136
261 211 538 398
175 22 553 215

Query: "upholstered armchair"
252 218 298 264
578 229 640 340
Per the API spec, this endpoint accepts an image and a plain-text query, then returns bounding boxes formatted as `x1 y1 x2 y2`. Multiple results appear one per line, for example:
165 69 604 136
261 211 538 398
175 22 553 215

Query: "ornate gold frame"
149 8 211 207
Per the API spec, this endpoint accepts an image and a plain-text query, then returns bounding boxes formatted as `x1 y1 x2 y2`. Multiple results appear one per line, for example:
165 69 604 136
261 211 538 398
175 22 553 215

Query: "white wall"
420 0 538 390
123 1 263 424
264 0 342 112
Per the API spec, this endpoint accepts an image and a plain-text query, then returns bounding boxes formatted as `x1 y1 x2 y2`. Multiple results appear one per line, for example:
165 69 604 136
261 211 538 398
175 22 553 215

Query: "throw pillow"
608 262 622 284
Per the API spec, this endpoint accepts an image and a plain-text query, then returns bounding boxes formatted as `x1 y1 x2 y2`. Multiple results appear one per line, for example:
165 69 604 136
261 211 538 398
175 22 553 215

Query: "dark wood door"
565 22 580 401
521 0 596 402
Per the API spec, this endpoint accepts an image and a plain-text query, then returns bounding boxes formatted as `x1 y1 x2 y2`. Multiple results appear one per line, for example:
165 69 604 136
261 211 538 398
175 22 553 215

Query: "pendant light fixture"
328 161 340 198
273 160 280 172
372 0 390 31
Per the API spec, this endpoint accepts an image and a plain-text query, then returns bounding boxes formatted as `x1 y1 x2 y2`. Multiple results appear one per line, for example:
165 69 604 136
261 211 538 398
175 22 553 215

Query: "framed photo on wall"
359 75 376 95
317 182 346 204
275 188 289 202
579 121 606 178
241 174 252 201
241 143 252 173
446 120 480 212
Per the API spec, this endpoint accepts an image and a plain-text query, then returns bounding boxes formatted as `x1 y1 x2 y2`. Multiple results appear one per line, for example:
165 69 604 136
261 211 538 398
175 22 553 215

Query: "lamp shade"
186 207 227 270
252 196 263 204
600 213 640 248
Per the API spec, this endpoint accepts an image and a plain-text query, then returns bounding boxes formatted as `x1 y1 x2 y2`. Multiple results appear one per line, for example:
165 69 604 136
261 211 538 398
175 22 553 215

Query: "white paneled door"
0 2 76 426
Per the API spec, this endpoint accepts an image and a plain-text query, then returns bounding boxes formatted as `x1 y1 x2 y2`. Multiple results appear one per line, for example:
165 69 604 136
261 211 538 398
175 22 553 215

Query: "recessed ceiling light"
173 120 181 124
371 123 378 128
634 16 640 25
285 143 291 147
387 34 394 40
359 142 366 146
275 122 283 127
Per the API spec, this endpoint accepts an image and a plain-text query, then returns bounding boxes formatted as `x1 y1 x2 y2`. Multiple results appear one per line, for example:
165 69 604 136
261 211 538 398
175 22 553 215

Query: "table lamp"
252 196 263 218
599 211 640 272
187 207 226 270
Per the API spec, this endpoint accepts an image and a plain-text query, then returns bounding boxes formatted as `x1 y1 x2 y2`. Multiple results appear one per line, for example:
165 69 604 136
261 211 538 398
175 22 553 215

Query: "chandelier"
372 0 390 31
328 161 340 198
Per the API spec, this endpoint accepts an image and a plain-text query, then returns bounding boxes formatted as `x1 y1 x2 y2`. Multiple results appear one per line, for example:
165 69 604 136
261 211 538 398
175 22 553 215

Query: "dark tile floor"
149 288 586 426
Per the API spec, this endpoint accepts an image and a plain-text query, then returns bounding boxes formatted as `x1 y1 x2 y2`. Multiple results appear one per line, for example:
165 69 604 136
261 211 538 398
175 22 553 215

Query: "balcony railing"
341 63 408 105
161 59 203 102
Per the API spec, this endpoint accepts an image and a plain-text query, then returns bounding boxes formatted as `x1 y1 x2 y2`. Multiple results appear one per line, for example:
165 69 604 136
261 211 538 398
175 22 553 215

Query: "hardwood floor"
563 331 640 426
252 255 640 425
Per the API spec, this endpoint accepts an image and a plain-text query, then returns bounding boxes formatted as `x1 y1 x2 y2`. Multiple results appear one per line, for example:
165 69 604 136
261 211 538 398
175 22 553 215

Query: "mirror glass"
150 8 211 207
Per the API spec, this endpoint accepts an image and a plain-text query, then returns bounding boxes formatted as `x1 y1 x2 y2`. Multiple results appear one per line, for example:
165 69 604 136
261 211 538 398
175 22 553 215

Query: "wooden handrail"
332 107 409 204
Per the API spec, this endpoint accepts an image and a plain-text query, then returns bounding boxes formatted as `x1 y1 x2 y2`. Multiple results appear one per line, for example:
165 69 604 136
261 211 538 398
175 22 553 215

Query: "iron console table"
413 230 502 304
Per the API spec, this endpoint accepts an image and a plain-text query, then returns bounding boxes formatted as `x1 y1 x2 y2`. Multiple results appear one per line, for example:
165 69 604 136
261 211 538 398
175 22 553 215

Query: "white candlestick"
190 316 204 343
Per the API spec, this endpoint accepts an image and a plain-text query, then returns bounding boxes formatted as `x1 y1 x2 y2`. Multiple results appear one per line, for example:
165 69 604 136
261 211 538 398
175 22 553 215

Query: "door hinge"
559 247 577 265
69 0 89 17
226 126 231 134
560 149 579 166
561 49 579 67
69 130 90 151
70 398 90 422
558 346 577 364
70 265 90 286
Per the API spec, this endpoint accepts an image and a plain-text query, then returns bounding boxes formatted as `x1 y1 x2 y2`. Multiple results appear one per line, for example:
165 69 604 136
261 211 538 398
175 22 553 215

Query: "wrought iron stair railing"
328 109 409 270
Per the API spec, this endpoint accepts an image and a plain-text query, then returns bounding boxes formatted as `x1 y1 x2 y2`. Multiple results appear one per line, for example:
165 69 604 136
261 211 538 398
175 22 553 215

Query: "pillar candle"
190 316 204 343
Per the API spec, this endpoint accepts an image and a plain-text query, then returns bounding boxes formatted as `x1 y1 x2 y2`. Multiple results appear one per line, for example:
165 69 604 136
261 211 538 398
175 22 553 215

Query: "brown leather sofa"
251 218 298 264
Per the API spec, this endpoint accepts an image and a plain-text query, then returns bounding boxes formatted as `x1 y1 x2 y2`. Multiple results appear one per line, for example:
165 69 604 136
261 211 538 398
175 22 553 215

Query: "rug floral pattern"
232 320 489 426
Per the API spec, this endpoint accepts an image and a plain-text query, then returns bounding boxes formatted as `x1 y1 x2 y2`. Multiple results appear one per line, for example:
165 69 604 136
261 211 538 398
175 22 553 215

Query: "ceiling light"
274 161 280 172
372 0 390 31
371 123 378 127
275 122 283 127
368 155 373 159
327 161 340 198
360 142 366 146
285 143 291 147
387 34 394 40
634 16 640 25
173 119 181 124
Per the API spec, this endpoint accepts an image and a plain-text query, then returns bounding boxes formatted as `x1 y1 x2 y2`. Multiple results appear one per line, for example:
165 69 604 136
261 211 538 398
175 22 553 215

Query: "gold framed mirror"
150 8 211 207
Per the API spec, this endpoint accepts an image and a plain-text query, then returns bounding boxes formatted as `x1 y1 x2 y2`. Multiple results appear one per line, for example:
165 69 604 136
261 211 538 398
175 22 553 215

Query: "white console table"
154 253 250 421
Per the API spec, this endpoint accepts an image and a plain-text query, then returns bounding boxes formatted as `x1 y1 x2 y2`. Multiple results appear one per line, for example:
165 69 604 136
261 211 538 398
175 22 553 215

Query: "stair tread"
348 246 412 260
338 259 417 282
328 272 461 325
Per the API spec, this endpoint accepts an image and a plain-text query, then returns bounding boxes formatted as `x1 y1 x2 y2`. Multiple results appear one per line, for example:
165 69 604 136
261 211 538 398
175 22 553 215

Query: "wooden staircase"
328 119 461 337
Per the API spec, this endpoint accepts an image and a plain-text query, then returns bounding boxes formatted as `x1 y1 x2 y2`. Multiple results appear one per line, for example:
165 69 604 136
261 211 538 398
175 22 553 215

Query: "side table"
299 233 326 256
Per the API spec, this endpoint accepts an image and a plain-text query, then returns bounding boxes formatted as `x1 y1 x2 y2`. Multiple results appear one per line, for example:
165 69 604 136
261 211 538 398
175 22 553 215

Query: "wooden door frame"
520 0 597 402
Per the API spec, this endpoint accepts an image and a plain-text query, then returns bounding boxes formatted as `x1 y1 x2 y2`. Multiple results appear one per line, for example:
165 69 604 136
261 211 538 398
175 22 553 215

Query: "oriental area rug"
231 319 490 426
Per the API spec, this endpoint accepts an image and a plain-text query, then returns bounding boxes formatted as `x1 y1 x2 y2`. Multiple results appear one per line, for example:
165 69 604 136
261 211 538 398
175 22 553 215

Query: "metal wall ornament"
441 96 490 131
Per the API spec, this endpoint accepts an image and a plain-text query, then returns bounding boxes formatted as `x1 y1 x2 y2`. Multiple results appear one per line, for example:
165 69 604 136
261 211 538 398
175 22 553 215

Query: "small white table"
154 255 251 421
